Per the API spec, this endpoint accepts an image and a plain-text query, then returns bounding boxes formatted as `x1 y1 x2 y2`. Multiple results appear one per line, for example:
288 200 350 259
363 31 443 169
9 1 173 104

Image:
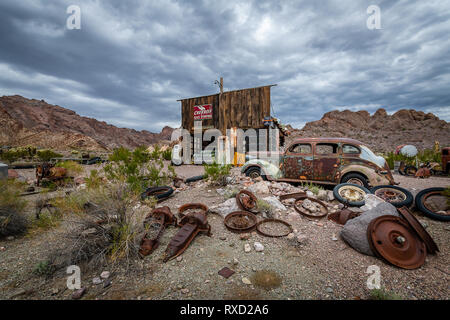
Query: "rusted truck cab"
442 147 450 173
242 138 396 188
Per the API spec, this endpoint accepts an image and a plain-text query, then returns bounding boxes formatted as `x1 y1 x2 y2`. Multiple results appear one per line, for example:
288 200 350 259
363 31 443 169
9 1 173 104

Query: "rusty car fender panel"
338 164 390 187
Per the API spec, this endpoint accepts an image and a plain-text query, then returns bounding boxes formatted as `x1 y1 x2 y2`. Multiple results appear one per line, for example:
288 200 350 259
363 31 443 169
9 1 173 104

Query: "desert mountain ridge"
1 95 449 152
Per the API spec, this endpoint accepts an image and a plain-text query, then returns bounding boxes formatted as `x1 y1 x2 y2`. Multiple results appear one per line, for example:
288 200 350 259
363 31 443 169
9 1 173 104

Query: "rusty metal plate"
397 206 439 254
218 267 235 279
236 190 258 212
367 215 426 270
328 208 360 225
224 211 257 233
256 219 293 238
293 196 328 218
178 203 208 218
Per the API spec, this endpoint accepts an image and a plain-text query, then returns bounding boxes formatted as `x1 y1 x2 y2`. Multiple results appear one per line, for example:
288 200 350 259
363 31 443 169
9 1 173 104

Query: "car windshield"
360 145 386 168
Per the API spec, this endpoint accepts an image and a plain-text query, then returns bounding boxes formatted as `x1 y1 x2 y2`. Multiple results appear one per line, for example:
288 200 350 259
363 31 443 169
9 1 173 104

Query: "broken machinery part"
328 206 360 225
415 187 450 222
224 211 258 233
236 189 258 212
255 219 293 238
293 196 328 219
397 206 439 254
178 203 208 218
333 183 371 207
367 215 426 270
163 209 211 262
139 206 177 257
370 185 413 208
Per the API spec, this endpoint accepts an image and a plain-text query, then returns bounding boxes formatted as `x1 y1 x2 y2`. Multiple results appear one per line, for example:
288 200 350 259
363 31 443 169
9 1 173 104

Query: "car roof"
289 137 366 146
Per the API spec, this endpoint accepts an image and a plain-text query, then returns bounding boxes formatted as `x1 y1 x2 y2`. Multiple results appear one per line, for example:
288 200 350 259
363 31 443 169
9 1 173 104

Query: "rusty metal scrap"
178 203 208 218
255 219 293 238
367 215 426 270
397 206 439 254
328 207 360 225
36 163 67 186
293 196 328 219
163 209 211 262
236 190 258 212
224 211 257 233
279 192 307 202
139 206 177 257
218 267 235 279
415 167 431 179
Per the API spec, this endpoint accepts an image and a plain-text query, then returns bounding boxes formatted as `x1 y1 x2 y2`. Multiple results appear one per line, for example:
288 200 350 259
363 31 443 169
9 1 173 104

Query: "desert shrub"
204 161 232 186
256 199 273 217
302 182 323 195
104 146 174 194
0 180 28 238
0 146 37 163
369 288 402 300
37 149 63 162
250 270 282 290
85 169 103 190
55 160 83 176
223 186 240 199
384 149 442 169
162 148 172 161
47 184 147 270
33 260 55 277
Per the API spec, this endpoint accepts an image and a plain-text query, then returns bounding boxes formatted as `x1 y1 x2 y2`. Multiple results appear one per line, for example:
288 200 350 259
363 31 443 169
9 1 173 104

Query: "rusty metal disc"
293 196 328 219
236 190 258 212
178 203 208 218
367 215 427 270
397 206 439 254
224 211 258 233
255 219 293 238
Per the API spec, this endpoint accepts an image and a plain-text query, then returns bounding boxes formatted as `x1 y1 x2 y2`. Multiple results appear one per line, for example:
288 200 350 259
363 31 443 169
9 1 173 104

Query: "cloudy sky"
0 0 449 132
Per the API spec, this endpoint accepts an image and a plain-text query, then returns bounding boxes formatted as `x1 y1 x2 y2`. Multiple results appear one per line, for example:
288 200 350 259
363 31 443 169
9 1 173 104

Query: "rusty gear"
255 219 293 238
367 215 426 270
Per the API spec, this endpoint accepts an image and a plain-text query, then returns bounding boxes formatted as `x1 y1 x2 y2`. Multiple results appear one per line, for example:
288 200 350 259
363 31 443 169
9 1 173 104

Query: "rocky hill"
0 95 174 151
288 108 450 152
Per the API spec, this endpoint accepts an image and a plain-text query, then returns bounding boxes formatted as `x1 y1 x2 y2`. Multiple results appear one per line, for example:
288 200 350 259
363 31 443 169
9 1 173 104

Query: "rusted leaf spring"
367 215 426 270
255 219 293 238
293 196 328 219
178 203 209 218
139 206 177 257
224 211 258 233
328 208 360 225
163 211 211 262
236 190 258 212
397 206 439 254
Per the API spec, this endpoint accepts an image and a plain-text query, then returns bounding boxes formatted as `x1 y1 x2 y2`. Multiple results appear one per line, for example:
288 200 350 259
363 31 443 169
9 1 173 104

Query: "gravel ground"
0 166 448 300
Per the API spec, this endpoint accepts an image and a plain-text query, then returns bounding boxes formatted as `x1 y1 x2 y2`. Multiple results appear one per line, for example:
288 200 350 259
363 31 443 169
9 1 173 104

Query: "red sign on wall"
193 104 213 120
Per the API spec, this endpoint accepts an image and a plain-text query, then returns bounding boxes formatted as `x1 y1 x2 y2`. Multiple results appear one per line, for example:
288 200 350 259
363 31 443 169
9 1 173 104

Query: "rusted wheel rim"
256 219 293 237
224 211 257 233
248 171 261 179
367 216 426 270
293 196 328 218
422 191 449 216
397 206 439 254
178 203 208 218
347 178 364 186
236 190 258 212
338 185 366 202
374 187 407 203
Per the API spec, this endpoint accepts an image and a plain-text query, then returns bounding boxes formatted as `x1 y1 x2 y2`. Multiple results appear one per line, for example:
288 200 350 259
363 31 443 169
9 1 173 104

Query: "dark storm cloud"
0 0 449 132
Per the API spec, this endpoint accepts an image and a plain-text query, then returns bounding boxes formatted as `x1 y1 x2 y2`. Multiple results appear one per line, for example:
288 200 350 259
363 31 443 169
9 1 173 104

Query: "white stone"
244 243 251 253
242 277 252 285
254 242 264 252
92 277 102 285
247 181 270 194
360 194 386 211
100 271 110 279
262 196 287 211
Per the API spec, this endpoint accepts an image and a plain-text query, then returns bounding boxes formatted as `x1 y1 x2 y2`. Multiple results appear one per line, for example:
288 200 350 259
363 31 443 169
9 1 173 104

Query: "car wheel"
245 167 266 180
140 186 174 201
370 185 413 208
333 183 371 207
341 173 369 189
405 165 417 176
415 187 450 221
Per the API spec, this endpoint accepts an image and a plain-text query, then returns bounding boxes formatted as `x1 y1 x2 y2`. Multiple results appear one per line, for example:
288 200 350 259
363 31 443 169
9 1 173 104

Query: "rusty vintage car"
241 138 396 188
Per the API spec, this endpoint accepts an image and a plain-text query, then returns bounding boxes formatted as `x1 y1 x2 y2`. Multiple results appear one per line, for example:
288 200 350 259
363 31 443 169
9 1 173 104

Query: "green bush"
37 149 63 162
204 161 232 186
55 160 83 176
369 288 403 300
162 148 172 161
0 180 28 238
384 149 442 170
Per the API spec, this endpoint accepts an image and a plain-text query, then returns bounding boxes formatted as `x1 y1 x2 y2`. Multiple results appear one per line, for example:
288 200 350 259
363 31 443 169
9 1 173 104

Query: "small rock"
103 279 112 288
254 242 264 252
316 222 324 227
100 271 110 279
297 234 309 245
72 287 86 300
51 288 59 295
331 234 338 241
6 236 14 241
317 190 328 201
327 191 335 201
233 258 239 265
287 233 295 240
176 256 183 262
219 236 227 241
92 277 102 285
306 191 314 198
177 284 183 289
181 288 189 294
242 277 252 285
0 247 5 251
419 220 428 229
240 233 251 240
326 287 333 293
205 280 210 284
244 243 251 253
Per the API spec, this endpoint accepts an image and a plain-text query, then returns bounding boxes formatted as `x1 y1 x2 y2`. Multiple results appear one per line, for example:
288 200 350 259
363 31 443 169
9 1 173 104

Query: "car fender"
241 159 282 180
339 164 390 186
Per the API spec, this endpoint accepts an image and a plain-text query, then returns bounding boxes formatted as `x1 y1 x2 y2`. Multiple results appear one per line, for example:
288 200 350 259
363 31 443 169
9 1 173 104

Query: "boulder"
209 198 240 218
359 194 386 211
247 181 270 194
262 196 287 211
340 202 400 256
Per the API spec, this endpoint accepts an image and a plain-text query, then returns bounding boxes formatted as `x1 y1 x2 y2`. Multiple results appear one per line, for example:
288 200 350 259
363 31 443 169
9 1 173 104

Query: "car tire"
245 167 267 180
370 185 414 208
185 175 207 183
415 187 450 221
140 186 174 201
333 183 371 207
340 173 369 189
404 165 417 176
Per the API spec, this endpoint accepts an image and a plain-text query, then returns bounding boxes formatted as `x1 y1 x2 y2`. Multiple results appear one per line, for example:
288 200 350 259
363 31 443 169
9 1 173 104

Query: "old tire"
415 187 450 222
340 173 369 189
333 183 371 207
405 165 418 176
185 175 206 183
141 186 174 201
245 167 267 180
371 185 413 208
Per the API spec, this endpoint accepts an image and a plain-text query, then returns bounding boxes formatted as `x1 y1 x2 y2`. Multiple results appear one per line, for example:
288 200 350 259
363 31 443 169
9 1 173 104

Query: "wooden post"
220 77 223 94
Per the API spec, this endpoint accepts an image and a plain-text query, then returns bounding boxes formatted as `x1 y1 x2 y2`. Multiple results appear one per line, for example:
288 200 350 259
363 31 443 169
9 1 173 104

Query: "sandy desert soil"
0 166 448 300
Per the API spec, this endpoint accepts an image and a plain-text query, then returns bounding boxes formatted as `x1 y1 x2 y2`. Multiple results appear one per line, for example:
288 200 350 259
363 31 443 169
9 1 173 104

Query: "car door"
313 142 341 182
283 143 314 180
